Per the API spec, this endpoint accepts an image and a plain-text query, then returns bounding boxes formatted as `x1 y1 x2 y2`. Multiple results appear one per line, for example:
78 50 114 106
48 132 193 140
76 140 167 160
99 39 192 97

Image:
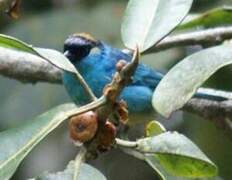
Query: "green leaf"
0 103 78 180
29 161 107 180
153 44 232 117
0 34 35 52
146 156 221 180
0 34 77 74
146 155 177 180
146 120 166 137
138 132 217 178
178 7 232 30
121 0 193 52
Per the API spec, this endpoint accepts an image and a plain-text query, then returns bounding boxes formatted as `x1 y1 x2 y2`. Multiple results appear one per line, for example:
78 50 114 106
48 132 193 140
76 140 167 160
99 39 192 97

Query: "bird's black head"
64 33 99 62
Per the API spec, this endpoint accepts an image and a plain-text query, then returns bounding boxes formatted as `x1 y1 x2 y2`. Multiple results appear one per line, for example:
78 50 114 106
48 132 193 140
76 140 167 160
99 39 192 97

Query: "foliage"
0 0 231 179
153 45 232 117
179 6 232 30
121 0 193 52
0 104 77 179
29 161 106 180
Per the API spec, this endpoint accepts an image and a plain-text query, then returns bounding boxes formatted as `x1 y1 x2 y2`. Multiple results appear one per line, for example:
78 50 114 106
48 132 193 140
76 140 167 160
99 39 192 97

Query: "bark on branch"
144 27 232 54
185 98 232 135
0 47 62 83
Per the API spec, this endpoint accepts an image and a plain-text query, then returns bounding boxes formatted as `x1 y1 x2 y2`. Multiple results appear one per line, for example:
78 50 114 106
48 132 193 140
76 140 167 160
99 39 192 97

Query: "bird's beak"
64 50 75 62
64 50 70 57
64 50 73 59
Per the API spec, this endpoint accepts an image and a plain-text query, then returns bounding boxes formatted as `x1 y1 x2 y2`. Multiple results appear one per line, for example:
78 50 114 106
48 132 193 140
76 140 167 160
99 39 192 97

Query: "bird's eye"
75 46 91 59
64 35 98 62
64 44 91 62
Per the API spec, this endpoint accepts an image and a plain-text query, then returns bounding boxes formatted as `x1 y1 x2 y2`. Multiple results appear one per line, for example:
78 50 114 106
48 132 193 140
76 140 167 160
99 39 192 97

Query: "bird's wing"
105 45 164 90
133 63 164 90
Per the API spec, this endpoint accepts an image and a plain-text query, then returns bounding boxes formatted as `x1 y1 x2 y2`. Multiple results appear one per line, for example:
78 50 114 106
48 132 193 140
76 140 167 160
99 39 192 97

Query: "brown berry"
117 100 129 124
69 111 98 145
98 121 117 150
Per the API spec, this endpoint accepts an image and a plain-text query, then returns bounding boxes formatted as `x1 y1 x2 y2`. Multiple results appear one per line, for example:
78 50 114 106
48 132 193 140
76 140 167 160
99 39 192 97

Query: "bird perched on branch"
62 33 227 116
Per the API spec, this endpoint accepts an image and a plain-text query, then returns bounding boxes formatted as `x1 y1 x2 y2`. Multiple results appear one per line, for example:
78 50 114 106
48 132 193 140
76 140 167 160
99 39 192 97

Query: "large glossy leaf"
0 34 77 74
178 7 232 30
29 161 107 180
153 44 232 117
0 103 79 180
138 132 217 177
121 0 193 52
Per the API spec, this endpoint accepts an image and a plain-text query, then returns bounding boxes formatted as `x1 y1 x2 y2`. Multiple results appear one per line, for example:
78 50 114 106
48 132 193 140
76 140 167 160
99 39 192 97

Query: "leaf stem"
73 146 87 180
74 71 97 102
115 138 137 148
66 96 106 117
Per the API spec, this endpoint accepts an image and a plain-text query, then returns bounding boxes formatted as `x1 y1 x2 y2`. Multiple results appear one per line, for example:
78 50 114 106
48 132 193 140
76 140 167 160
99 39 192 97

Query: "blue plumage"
62 33 226 115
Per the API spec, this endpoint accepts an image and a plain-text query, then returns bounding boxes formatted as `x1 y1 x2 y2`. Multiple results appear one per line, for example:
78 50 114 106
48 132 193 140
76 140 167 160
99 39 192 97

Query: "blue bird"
62 33 227 119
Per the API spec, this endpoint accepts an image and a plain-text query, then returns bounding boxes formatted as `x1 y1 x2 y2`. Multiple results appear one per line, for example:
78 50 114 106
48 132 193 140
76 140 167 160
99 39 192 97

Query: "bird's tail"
194 88 232 101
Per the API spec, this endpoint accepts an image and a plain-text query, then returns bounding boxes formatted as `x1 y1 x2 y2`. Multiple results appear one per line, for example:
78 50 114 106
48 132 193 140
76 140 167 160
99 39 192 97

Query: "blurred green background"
0 0 231 179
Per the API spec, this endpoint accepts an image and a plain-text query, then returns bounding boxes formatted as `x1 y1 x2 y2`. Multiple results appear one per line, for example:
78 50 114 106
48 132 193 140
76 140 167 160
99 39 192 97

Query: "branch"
185 98 232 133
2 27 232 83
77 49 140 156
182 88 232 133
0 47 62 83
0 0 13 12
144 27 232 54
